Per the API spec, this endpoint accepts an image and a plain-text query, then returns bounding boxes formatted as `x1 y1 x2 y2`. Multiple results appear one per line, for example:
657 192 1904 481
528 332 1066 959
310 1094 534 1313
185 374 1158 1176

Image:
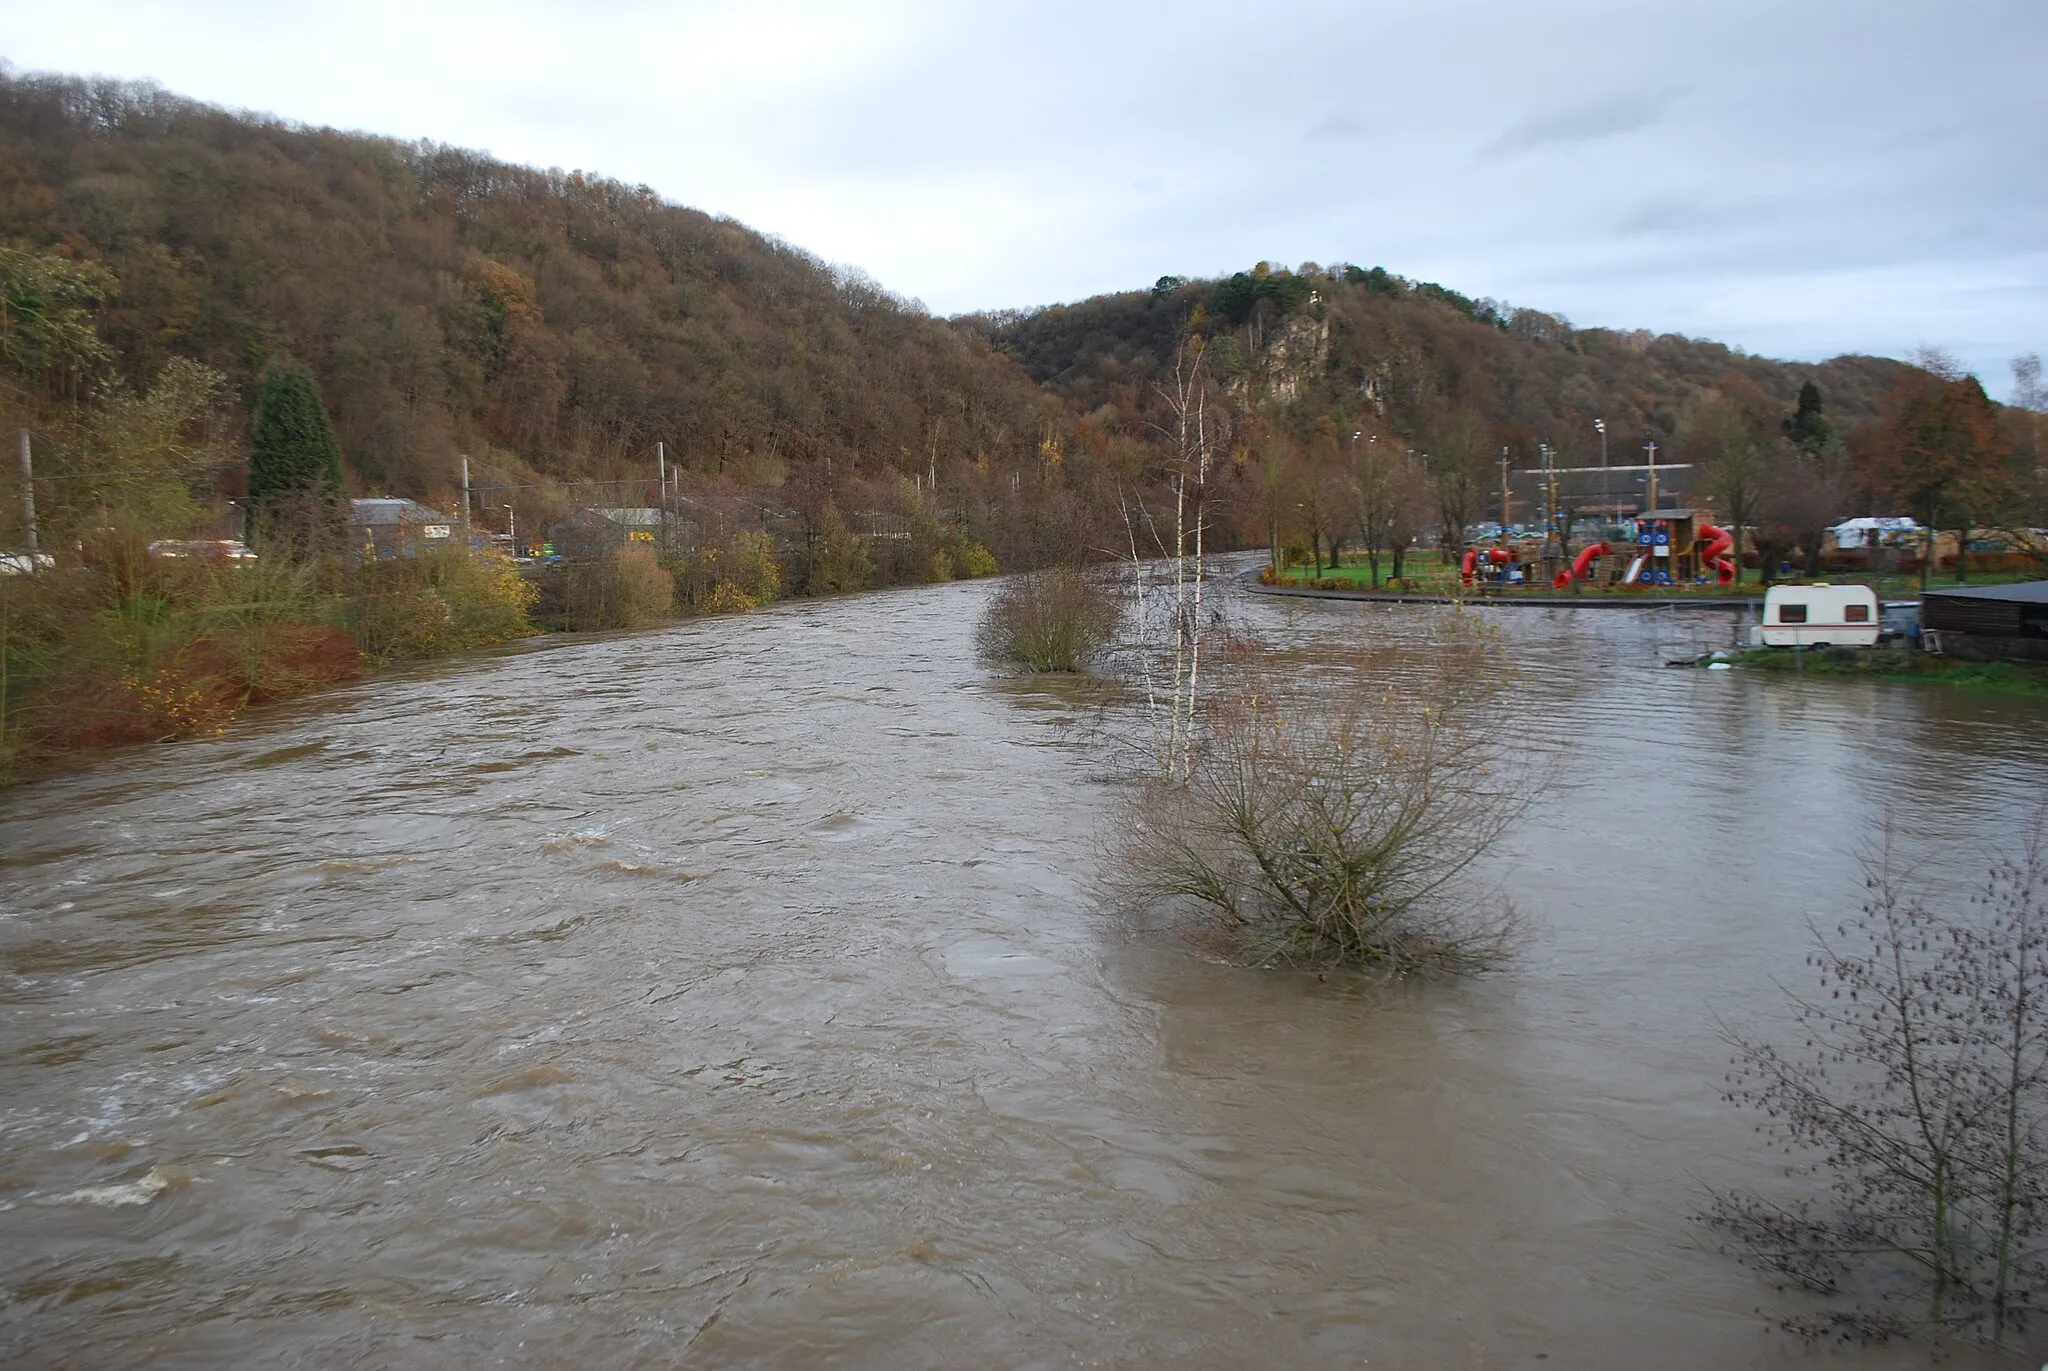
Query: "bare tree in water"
1123 335 1219 781
1707 818 2048 1343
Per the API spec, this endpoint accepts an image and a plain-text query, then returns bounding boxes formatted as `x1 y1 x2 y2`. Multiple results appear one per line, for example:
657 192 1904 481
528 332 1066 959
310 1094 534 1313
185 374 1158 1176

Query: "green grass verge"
1729 646 2048 695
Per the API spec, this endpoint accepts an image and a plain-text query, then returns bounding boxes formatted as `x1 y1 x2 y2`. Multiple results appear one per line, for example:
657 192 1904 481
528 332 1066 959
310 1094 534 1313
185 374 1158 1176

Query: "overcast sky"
6 0 2044 397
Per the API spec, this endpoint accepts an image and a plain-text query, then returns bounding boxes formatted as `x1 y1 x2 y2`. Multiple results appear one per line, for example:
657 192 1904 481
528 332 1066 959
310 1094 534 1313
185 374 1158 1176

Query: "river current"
4 574 2046 1369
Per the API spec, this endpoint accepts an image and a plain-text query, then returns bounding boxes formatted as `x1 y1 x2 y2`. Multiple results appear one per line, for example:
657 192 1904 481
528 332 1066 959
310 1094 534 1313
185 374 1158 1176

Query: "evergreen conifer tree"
248 363 344 542
1785 379 1832 456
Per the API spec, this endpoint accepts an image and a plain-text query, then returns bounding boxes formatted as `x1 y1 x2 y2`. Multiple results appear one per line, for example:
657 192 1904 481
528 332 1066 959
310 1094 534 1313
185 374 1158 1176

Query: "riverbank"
0 542 935 787
1248 573 1753 610
1729 644 2048 695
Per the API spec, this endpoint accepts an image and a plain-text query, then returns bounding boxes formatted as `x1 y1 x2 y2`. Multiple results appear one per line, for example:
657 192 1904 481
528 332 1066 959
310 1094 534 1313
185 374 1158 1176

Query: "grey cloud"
1481 95 1664 162
1306 111 1365 142
1616 196 1727 238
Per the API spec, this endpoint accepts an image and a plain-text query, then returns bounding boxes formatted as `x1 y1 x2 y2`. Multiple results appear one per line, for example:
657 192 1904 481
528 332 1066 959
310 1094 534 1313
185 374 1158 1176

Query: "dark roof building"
349 499 455 560
546 508 663 560
1922 580 2048 661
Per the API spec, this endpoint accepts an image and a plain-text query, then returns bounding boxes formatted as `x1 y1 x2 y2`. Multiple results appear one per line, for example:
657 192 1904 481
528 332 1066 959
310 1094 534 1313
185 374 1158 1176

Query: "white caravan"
1749 583 1882 648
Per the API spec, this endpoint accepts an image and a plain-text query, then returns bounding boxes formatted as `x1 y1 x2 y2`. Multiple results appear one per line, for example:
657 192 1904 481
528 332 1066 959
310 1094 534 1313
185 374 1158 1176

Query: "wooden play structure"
1617 509 1734 588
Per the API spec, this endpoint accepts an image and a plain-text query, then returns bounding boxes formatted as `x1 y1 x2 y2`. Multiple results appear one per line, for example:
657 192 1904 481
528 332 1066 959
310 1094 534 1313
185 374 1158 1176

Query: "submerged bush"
1113 614 1533 973
975 567 1122 672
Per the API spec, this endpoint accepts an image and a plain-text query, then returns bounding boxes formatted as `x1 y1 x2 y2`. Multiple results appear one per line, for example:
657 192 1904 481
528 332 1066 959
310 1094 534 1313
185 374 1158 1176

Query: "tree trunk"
1955 521 1970 583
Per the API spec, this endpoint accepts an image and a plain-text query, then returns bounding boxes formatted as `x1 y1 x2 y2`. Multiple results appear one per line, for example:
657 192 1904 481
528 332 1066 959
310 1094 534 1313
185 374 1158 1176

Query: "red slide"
1697 524 1736 585
1462 548 1513 585
1552 540 1611 588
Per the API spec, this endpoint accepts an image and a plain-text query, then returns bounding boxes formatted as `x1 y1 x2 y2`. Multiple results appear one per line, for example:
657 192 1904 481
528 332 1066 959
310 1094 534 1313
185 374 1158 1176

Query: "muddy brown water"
3 576 2046 1369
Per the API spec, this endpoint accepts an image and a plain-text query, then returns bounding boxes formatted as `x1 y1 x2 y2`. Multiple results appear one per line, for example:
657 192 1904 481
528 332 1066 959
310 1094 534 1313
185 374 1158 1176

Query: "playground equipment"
1695 523 1736 585
1631 509 1734 587
1551 540 1612 588
1450 510 1739 593
1460 547 1513 586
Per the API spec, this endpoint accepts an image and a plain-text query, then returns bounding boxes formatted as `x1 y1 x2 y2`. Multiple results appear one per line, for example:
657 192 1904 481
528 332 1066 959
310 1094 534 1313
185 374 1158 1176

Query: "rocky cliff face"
1259 311 1331 404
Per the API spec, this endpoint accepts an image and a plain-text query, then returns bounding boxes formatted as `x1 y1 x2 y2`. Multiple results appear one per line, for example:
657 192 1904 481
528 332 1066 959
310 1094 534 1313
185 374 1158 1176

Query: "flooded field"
4 575 2046 1368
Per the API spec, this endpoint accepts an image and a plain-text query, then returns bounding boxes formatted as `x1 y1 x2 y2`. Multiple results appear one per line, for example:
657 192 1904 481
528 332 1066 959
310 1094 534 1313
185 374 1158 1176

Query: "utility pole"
656 441 668 555
1499 446 1512 530
17 429 36 554
1644 440 1659 513
460 455 472 547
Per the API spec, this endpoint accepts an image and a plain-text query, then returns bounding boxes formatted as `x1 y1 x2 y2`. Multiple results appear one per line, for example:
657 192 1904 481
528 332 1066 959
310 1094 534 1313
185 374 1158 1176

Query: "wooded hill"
970 266 1908 477
0 68 1099 571
2 65 2033 576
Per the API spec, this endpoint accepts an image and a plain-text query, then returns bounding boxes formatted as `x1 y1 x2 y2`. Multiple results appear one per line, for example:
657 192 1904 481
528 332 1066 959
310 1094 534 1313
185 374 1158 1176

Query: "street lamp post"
1594 418 1608 529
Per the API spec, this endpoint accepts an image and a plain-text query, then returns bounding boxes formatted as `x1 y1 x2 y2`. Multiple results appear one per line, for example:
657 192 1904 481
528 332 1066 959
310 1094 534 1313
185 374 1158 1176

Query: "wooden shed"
1921 581 2048 661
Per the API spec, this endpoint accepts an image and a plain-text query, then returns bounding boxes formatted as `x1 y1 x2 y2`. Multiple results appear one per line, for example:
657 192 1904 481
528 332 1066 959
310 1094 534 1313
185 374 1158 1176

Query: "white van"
1749 583 1881 648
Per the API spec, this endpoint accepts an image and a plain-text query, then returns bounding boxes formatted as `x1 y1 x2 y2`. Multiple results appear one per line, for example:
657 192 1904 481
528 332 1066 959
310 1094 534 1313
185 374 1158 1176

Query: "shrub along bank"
1 528 1003 783
0 536 539 781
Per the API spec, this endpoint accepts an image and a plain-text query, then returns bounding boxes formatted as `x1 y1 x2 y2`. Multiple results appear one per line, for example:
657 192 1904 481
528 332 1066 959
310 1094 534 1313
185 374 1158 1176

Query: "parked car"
147 539 257 561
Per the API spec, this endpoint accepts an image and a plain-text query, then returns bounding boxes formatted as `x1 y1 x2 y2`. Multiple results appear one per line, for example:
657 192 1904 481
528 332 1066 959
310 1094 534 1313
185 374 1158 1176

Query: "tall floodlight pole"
1594 419 1607 526
1644 440 1659 513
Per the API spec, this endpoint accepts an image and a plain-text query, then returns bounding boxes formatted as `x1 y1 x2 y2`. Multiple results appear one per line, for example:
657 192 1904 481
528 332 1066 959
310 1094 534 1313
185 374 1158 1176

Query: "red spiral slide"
1697 523 1736 585
1551 540 1611 588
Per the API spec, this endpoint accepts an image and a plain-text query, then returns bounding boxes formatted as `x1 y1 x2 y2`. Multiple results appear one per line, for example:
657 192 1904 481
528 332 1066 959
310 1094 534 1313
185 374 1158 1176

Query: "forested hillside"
0 69 1109 569
967 263 2040 576
2 66 2036 583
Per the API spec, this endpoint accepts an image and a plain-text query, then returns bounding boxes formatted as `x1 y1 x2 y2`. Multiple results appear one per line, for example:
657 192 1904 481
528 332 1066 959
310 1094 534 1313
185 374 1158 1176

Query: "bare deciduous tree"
1707 820 2048 1343
1426 411 1490 560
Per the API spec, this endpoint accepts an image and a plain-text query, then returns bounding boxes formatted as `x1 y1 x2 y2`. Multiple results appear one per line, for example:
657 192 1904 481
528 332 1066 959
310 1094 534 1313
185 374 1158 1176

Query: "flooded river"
4 575 2047 1369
